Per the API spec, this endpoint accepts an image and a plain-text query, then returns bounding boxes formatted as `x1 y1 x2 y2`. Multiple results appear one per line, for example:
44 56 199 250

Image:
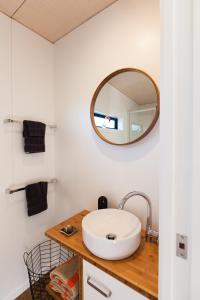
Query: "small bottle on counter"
98 196 108 209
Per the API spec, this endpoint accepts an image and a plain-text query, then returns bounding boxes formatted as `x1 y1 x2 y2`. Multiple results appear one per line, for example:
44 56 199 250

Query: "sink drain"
106 233 117 240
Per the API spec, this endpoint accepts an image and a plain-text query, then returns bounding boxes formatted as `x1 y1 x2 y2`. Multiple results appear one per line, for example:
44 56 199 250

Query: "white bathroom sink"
82 209 141 260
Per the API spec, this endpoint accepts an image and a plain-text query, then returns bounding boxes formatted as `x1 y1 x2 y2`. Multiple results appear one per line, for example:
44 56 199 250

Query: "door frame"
159 0 195 299
189 0 200 298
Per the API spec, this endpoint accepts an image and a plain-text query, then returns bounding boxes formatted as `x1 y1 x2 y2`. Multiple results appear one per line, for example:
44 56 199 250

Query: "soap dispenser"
98 196 108 209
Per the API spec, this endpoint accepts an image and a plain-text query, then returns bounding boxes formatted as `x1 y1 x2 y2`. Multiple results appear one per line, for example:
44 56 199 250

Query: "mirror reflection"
91 69 159 145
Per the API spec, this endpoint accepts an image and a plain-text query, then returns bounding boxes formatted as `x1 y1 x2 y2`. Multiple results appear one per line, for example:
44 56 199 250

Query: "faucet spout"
118 191 157 242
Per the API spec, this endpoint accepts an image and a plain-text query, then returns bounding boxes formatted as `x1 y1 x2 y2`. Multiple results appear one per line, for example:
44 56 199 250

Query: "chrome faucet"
118 191 158 243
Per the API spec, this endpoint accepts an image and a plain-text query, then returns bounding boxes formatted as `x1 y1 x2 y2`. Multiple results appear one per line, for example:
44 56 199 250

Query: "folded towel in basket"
49 255 79 300
47 281 79 300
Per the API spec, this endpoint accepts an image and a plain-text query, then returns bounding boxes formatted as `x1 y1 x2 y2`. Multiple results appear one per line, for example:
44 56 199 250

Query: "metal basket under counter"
24 239 74 300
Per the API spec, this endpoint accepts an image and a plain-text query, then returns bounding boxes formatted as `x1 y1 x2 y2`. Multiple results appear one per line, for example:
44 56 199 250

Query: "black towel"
23 120 46 153
25 182 48 216
24 137 45 153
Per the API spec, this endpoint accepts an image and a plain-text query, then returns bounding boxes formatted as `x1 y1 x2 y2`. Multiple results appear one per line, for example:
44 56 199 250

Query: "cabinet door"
83 260 149 300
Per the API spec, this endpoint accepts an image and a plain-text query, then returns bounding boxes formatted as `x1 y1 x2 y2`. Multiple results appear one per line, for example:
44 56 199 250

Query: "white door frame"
190 0 200 299
159 0 196 299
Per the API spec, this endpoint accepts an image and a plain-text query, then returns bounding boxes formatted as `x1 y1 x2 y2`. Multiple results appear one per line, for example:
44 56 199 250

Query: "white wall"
0 14 56 300
55 0 160 229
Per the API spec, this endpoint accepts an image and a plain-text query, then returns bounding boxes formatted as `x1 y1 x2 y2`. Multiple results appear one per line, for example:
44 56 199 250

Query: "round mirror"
90 68 160 145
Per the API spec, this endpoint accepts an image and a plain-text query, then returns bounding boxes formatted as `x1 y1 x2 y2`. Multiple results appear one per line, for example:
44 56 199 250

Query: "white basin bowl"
82 209 141 260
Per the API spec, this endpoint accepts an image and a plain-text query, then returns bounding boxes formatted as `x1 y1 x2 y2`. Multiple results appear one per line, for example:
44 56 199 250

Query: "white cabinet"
83 260 149 300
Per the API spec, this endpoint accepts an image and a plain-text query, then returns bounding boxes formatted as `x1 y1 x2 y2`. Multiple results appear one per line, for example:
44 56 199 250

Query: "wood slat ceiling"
0 0 117 43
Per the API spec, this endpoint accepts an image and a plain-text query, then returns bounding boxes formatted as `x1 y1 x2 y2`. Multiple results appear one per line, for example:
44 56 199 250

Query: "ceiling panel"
0 0 24 17
109 72 157 105
13 0 117 43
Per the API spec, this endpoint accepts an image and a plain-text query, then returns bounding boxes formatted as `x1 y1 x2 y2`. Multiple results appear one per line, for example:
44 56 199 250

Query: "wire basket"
24 239 74 300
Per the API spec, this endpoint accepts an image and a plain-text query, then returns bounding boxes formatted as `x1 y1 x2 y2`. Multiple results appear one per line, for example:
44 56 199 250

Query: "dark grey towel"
24 137 45 153
23 120 46 153
25 182 48 216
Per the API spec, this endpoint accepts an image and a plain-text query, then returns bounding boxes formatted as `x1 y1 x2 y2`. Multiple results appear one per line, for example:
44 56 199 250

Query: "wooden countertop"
45 210 158 300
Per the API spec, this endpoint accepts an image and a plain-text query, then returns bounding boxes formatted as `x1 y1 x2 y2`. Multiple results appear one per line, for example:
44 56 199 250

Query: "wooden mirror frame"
90 68 160 146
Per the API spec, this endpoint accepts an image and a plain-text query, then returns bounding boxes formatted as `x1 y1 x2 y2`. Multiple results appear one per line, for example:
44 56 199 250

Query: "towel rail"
4 118 57 129
6 178 57 194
